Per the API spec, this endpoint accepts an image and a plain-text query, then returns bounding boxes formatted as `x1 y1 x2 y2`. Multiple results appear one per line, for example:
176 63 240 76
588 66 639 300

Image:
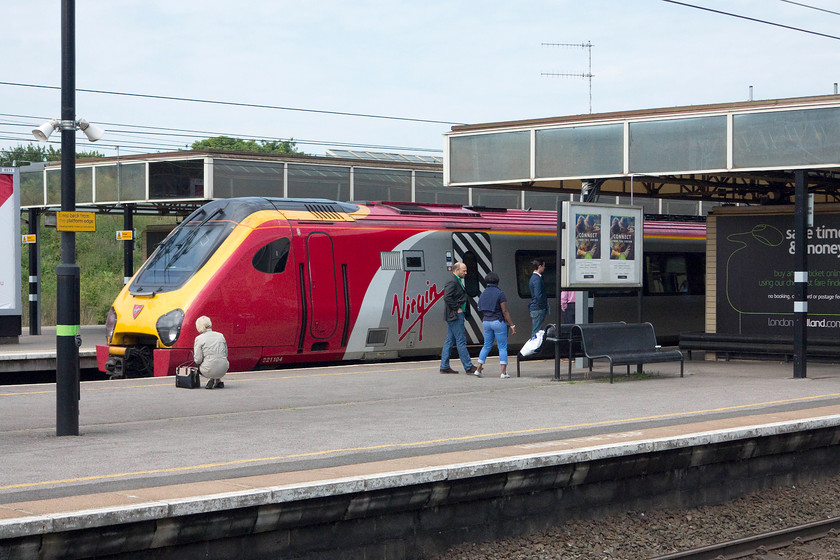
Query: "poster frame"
561 201 644 289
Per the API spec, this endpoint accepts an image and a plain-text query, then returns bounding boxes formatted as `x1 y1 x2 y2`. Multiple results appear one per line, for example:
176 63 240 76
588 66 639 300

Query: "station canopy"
444 94 840 205
18 150 447 216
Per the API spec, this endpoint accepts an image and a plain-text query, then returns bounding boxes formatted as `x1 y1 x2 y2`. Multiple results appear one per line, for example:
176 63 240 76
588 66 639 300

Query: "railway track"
646 516 840 560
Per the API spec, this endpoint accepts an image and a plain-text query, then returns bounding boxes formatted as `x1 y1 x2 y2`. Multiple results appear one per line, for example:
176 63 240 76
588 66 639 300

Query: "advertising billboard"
716 211 840 341
0 168 21 330
561 201 644 288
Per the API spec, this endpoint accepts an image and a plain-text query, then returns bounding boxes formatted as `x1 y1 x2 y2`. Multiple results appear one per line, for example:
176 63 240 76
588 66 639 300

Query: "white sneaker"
500 373 510 379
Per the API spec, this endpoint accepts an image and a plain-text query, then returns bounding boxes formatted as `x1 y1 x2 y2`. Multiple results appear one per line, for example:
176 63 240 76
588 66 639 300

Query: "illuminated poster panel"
0 168 21 317
562 201 643 288
716 212 840 340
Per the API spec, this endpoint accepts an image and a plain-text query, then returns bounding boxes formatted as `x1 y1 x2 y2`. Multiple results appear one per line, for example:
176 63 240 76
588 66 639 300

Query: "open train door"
452 232 492 344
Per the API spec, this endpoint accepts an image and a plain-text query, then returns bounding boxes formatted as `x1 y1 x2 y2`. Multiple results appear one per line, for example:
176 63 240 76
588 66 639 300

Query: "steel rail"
645 516 840 560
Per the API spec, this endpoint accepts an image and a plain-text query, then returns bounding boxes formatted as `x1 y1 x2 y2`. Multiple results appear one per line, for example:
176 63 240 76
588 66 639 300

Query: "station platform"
1 338 840 556
0 325 105 374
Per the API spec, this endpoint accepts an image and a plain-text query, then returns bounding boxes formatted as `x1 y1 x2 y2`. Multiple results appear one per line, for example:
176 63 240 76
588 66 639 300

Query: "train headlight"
156 309 185 346
105 307 117 343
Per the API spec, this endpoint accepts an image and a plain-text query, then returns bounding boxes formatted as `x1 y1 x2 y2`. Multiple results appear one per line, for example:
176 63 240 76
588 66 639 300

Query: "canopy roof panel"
444 95 840 204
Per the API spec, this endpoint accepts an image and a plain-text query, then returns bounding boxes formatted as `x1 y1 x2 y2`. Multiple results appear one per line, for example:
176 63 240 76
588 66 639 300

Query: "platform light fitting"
32 118 105 143
32 119 59 142
77 119 104 142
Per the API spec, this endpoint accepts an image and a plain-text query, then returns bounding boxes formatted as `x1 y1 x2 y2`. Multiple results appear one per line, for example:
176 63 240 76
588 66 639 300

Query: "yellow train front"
96 197 364 378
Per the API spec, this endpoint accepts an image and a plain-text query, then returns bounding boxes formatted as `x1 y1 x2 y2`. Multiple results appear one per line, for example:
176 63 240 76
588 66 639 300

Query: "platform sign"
561 201 644 288
56 211 96 232
116 229 134 241
0 168 21 317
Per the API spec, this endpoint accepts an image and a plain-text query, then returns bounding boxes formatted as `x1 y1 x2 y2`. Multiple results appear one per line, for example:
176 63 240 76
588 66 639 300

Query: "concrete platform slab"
2 334 840 545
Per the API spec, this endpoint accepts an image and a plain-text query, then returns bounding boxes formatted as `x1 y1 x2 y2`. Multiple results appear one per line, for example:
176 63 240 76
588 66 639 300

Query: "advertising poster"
0 168 21 315
573 212 601 282
562 202 643 288
609 214 636 280
716 212 840 341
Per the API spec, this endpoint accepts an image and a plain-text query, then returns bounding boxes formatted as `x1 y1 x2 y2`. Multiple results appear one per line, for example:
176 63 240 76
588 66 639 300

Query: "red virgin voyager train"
97 197 706 378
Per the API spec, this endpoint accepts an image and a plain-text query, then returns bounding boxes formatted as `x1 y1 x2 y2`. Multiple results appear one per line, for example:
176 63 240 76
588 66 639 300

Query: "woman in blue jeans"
475 272 517 379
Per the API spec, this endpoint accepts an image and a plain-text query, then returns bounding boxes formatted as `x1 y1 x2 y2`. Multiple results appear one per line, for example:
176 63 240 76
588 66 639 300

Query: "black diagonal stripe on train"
452 232 492 345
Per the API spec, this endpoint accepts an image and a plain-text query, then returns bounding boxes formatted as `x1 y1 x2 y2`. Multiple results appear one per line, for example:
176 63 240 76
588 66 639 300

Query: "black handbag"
175 362 201 388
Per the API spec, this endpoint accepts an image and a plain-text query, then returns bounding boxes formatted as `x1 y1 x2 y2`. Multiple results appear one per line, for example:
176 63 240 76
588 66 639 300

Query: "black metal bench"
574 322 684 384
515 322 626 381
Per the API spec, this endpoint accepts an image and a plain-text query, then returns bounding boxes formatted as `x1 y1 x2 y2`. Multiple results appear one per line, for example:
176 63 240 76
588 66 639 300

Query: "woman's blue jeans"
478 320 508 365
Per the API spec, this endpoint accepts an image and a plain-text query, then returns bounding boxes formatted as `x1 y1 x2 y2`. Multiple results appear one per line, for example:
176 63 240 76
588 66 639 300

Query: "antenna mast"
541 41 594 113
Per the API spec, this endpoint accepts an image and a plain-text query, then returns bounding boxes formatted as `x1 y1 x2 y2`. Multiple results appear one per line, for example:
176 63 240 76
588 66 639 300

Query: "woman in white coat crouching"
193 316 229 389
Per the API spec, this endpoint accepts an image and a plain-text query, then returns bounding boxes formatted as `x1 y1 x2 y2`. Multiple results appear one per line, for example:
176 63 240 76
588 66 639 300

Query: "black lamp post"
56 0 80 436
31 0 105 436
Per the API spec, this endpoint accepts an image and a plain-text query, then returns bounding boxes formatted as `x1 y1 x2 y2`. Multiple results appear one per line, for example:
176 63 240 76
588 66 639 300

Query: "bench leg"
568 352 573 382
568 339 573 382
680 359 684 378
516 354 520 378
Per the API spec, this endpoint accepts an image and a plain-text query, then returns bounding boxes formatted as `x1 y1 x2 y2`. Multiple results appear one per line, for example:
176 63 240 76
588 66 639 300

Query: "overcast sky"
2 0 839 158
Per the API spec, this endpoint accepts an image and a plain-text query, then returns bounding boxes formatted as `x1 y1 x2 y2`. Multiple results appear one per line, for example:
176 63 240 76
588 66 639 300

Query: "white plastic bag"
520 330 545 357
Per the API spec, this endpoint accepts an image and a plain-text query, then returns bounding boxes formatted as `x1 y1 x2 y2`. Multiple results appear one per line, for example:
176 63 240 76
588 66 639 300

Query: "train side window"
514 251 557 299
686 253 706 295
253 237 291 274
403 250 424 271
645 254 689 295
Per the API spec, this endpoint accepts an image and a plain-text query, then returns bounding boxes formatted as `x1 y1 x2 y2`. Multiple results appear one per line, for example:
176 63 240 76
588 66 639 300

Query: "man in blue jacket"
440 262 478 374
528 259 548 336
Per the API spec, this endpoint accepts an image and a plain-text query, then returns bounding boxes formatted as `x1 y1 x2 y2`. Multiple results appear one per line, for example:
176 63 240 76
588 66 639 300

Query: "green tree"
0 143 104 166
20 214 178 325
76 149 105 160
0 144 58 166
191 135 301 154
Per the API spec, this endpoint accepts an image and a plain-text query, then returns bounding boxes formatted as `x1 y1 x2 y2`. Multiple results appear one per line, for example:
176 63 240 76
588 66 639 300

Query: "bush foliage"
20 214 177 326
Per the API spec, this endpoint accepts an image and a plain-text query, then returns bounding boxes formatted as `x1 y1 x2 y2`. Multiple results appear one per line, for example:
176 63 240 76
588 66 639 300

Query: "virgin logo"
391 272 445 341
133 305 143 319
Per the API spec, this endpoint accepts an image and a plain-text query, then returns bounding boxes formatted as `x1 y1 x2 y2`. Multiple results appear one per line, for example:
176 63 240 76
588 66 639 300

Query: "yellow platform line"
2 393 839 491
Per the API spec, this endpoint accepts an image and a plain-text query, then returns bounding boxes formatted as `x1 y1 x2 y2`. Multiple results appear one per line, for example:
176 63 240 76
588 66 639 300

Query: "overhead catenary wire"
0 112 444 155
778 0 840 18
0 129 444 155
0 81 465 126
661 0 840 41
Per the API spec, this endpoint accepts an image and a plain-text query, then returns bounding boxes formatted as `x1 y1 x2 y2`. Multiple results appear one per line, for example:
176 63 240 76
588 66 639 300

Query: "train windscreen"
129 206 236 295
